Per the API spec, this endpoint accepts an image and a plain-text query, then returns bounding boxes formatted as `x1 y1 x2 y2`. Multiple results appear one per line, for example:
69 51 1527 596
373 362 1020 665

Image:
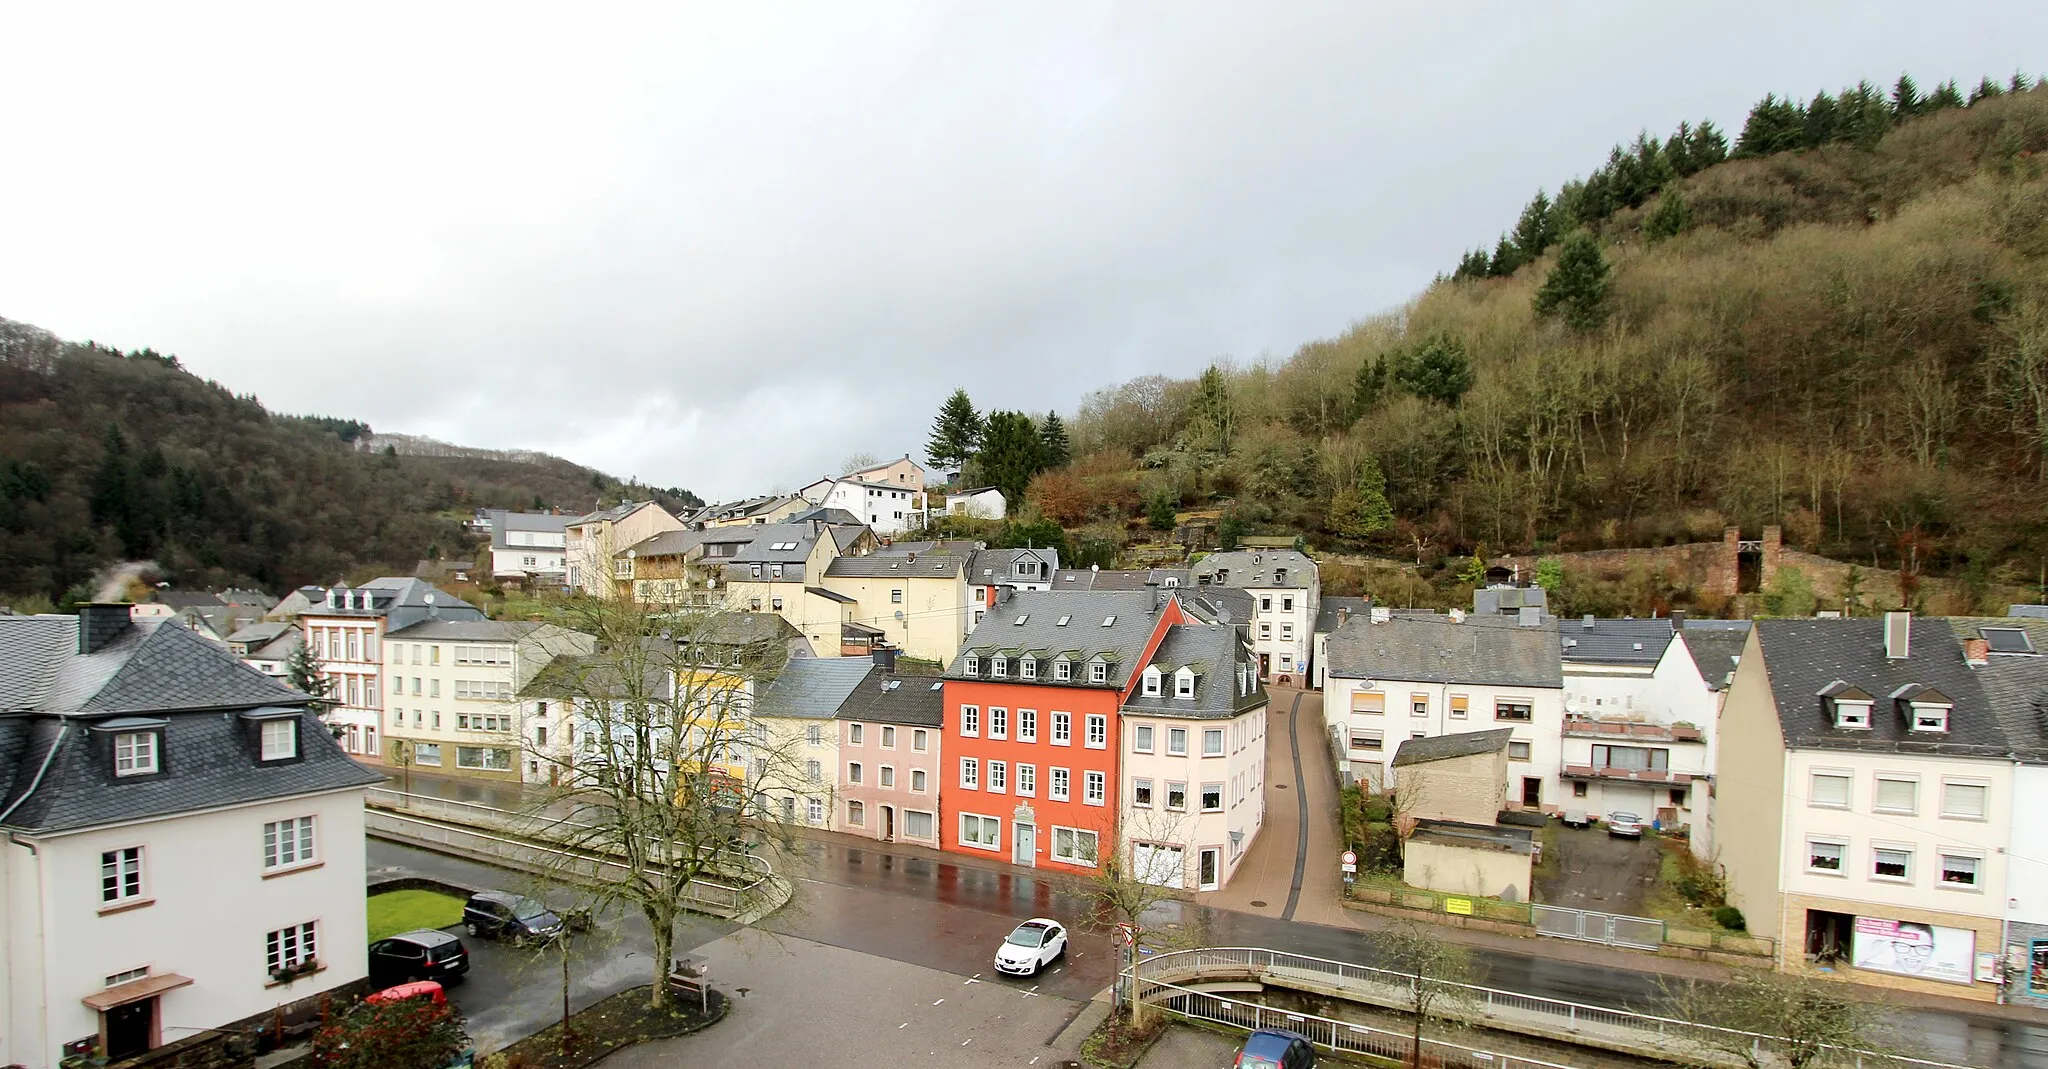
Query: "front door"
105 998 154 1061
1198 848 1221 891
882 805 895 841
1013 823 1036 867
1522 777 1542 808
1258 653 1271 678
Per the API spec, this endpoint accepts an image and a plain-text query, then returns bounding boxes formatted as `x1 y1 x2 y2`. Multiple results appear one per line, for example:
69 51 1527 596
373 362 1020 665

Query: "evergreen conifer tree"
1452 248 1492 281
1391 335 1475 406
1689 120 1730 167
1803 91 1839 148
975 411 1046 506
1146 489 1178 532
1735 94 1803 157
1891 73 1922 119
1509 192 1557 263
1354 355 1390 415
1487 233 1522 277
1038 411 1071 469
1970 77 2003 105
2013 72 2034 95
285 640 333 707
1327 454 1394 539
1532 230 1611 331
1644 189 1690 243
1928 79 1965 111
1187 365 1236 453
926 389 984 473
1664 122 1695 177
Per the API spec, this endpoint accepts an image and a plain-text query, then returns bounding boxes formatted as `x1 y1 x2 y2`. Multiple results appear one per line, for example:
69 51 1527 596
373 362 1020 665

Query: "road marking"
933 998 945 1005
964 975 982 985
899 1022 909 1029
961 1038 973 1046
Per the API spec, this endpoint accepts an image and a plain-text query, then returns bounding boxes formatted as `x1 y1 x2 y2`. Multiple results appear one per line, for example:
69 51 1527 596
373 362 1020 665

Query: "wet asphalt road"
372 774 2048 1068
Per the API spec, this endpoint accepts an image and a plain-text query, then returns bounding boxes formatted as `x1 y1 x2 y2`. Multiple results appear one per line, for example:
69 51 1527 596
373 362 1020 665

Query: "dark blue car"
1235 1027 1316 1068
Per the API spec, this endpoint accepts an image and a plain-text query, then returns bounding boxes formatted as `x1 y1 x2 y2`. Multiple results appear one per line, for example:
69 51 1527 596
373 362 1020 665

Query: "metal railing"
1129 947 1980 1069
1137 974 1587 1069
364 788 774 913
1532 903 1666 949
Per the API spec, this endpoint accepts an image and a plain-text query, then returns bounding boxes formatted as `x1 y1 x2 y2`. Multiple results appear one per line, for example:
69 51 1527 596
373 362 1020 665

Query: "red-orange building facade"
941 591 1186 875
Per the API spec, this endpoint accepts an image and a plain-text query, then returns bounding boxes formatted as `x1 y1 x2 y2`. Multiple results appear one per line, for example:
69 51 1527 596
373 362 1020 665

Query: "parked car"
1606 811 1645 838
361 981 474 1068
463 890 566 945
993 918 1067 977
1235 1026 1317 1068
1561 809 1591 829
367 930 470 987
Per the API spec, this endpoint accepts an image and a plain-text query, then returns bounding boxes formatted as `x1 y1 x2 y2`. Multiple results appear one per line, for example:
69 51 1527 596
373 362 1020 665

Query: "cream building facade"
1192 550 1318 681
379 620 594 783
565 501 683 597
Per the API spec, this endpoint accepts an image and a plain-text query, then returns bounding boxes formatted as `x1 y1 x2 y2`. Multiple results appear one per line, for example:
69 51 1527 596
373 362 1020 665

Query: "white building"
966 547 1059 628
1192 550 1318 682
1557 616 1721 836
1717 613 2013 1003
814 478 927 536
944 486 1006 520
1310 597 1372 689
488 510 570 585
297 578 486 757
1322 611 1565 811
1 607 382 1069
379 619 594 785
226 622 300 677
1118 621 1269 891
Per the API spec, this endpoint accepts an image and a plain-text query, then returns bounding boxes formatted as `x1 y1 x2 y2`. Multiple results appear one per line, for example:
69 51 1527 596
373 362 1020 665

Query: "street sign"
1112 923 1139 948
1341 862 1356 873
1340 850 1357 866
1445 897 1474 916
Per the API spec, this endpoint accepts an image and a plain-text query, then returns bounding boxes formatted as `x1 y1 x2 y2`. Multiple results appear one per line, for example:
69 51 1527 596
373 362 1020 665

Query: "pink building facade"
835 674 945 846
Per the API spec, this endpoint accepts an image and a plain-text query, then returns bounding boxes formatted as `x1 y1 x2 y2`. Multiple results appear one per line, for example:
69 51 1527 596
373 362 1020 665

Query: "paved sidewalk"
1195 685 1350 928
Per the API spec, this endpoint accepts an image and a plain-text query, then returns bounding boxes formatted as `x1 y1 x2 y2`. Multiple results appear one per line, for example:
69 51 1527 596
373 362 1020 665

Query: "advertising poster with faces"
1852 917 1975 984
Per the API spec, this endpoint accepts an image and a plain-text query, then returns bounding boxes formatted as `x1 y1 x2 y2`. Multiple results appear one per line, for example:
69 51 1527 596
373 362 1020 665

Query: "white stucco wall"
1248 588 1315 680
2 789 371 1069
1324 675 1565 809
823 482 923 536
1118 706 1267 889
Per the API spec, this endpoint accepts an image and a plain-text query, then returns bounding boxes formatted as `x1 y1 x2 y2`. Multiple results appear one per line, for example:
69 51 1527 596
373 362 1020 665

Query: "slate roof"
753 658 876 720
1121 622 1267 719
626 528 708 558
1053 568 1189 591
825 551 967 579
727 522 827 566
835 671 947 727
1472 585 1548 616
1559 618 1676 666
1191 550 1317 590
386 620 546 642
807 586 856 604
1752 618 2008 757
0 615 378 835
688 612 802 649
1393 727 1516 767
947 591 1168 689
2 616 312 715
1315 597 1373 635
791 506 863 527
1679 622 1751 692
1179 587 1257 631
2009 605 2048 620
227 622 292 648
157 591 226 611
573 500 658 526
1946 616 2048 760
967 547 1061 584
1324 614 1563 689
300 577 486 632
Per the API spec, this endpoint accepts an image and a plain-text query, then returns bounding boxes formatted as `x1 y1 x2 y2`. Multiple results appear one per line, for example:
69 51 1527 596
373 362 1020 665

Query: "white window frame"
880 765 896 788
1051 825 1099 866
1089 660 1108 684
848 761 864 785
1054 658 1072 682
1141 667 1161 696
960 705 980 737
991 655 1008 678
1085 714 1107 749
1871 843 1914 883
959 812 1001 850
1166 780 1188 811
101 846 145 905
1873 774 1919 816
1050 766 1071 802
259 718 298 761
848 723 864 745
960 756 979 790
114 731 159 777
1085 770 1106 806
913 728 929 751
1052 711 1072 746
1938 851 1982 890
807 796 824 823
1018 708 1037 742
1167 727 1188 756
1200 781 1224 812
1808 770 1852 809
1202 728 1224 756
266 921 319 973
1940 778 1989 821
1805 836 1847 876
989 707 1008 740
911 768 927 793
1133 777 1154 808
263 816 317 871
987 760 1006 793
1133 723 1154 753
1020 656 1037 680
964 654 980 675
1016 763 1036 797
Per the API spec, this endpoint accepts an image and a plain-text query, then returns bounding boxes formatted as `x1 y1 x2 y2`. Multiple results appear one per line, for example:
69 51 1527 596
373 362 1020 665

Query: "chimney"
1337 607 1351 628
1582 614 1596 630
1964 638 1991 666
1370 606 1391 625
1449 608 1466 624
871 646 899 672
1884 610 1912 660
78 603 132 655
1145 578 1163 614
1670 609 1687 632
1518 606 1542 628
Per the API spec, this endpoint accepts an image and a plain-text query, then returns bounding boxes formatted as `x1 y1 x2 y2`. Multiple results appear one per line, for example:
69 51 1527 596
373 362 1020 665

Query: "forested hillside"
0 319 692 604
940 72 2048 611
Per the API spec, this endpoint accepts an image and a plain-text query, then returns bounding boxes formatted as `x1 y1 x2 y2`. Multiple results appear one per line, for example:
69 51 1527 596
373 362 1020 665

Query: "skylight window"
1102 615 1116 627
1014 614 1029 625
1984 628 2035 654
1057 615 1071 626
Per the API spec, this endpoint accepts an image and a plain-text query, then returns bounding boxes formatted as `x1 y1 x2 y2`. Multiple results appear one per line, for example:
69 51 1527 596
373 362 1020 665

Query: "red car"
366 980 448 1007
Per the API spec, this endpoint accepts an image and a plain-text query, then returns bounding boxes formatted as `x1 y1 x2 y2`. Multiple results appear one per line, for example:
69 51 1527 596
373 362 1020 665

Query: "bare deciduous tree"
520 595 805 1011
1658 969 1904 1069
1373 921 1478 1069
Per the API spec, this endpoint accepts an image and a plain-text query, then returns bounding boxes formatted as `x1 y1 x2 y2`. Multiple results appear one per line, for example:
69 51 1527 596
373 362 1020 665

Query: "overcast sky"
3 5 2041 501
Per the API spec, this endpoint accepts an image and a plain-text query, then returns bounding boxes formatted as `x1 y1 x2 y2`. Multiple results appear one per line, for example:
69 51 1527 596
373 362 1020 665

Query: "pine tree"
1354 354 1390 414
1328 454 1394 539
1802 91 1839 148
1391 334 1475 406
1146 489 1178 531
2013 72 2034 95
285 639 332 707
1532 230 1611 331
1970 77 2003 106
1038 411 1071 469
975 411 1046 506
1509 191 1557 264
1452 247 1492 281
1735 94 1803 157
1928 79 1965 112
1664 122 1695 177
1688 120 1730 168
1486 233 1522 277
926 389 984 473
1644 189 1690 243
1891 73 1922 120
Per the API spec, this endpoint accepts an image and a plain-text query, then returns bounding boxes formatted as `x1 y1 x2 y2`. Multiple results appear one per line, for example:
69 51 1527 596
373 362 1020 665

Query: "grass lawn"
368 889 466 942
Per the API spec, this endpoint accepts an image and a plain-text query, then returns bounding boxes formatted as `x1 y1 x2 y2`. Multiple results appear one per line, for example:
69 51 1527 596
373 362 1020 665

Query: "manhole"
1250 900 1269 907
1276 784 1289 790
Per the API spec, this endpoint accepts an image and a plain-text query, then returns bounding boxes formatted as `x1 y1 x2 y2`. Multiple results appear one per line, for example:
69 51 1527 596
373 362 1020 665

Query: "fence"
1128 947 1979 1069
1532 904 1666 950
364 788 774 917
1136 974 1586 1069
1349 880 1535 924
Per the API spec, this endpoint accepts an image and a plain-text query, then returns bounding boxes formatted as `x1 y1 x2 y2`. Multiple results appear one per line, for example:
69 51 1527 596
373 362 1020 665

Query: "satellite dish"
424 594 435 605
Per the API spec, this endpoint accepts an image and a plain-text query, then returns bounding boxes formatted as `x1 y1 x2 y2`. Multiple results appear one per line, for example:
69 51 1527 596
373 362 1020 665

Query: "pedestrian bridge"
1127 946 1975 1069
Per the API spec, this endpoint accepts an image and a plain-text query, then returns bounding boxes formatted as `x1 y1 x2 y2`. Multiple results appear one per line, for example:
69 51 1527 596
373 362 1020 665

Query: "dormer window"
1893 684 1953 733
1911 705 1950 732
992 655 1008 678
1175 667 1196 699
964 654 980 676
1818 680 1874 730
1833 701 1872 729
1141 666 1162 696
1020 656 1037 680
261 718 299 760
1089 659 1108 684
1054 658 1072 682
115 731 159 776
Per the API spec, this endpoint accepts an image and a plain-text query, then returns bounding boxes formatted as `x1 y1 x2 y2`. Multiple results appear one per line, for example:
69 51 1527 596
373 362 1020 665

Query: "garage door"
1605 787 1656 820
1134 843 1185 888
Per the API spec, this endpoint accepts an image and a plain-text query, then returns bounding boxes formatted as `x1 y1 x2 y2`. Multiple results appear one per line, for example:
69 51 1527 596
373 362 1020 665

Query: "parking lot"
1531 823 1660 915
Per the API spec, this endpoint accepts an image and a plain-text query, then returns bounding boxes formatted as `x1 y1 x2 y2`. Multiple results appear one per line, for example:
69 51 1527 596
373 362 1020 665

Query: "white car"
1606 811 1645 839
994 918 1068 977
